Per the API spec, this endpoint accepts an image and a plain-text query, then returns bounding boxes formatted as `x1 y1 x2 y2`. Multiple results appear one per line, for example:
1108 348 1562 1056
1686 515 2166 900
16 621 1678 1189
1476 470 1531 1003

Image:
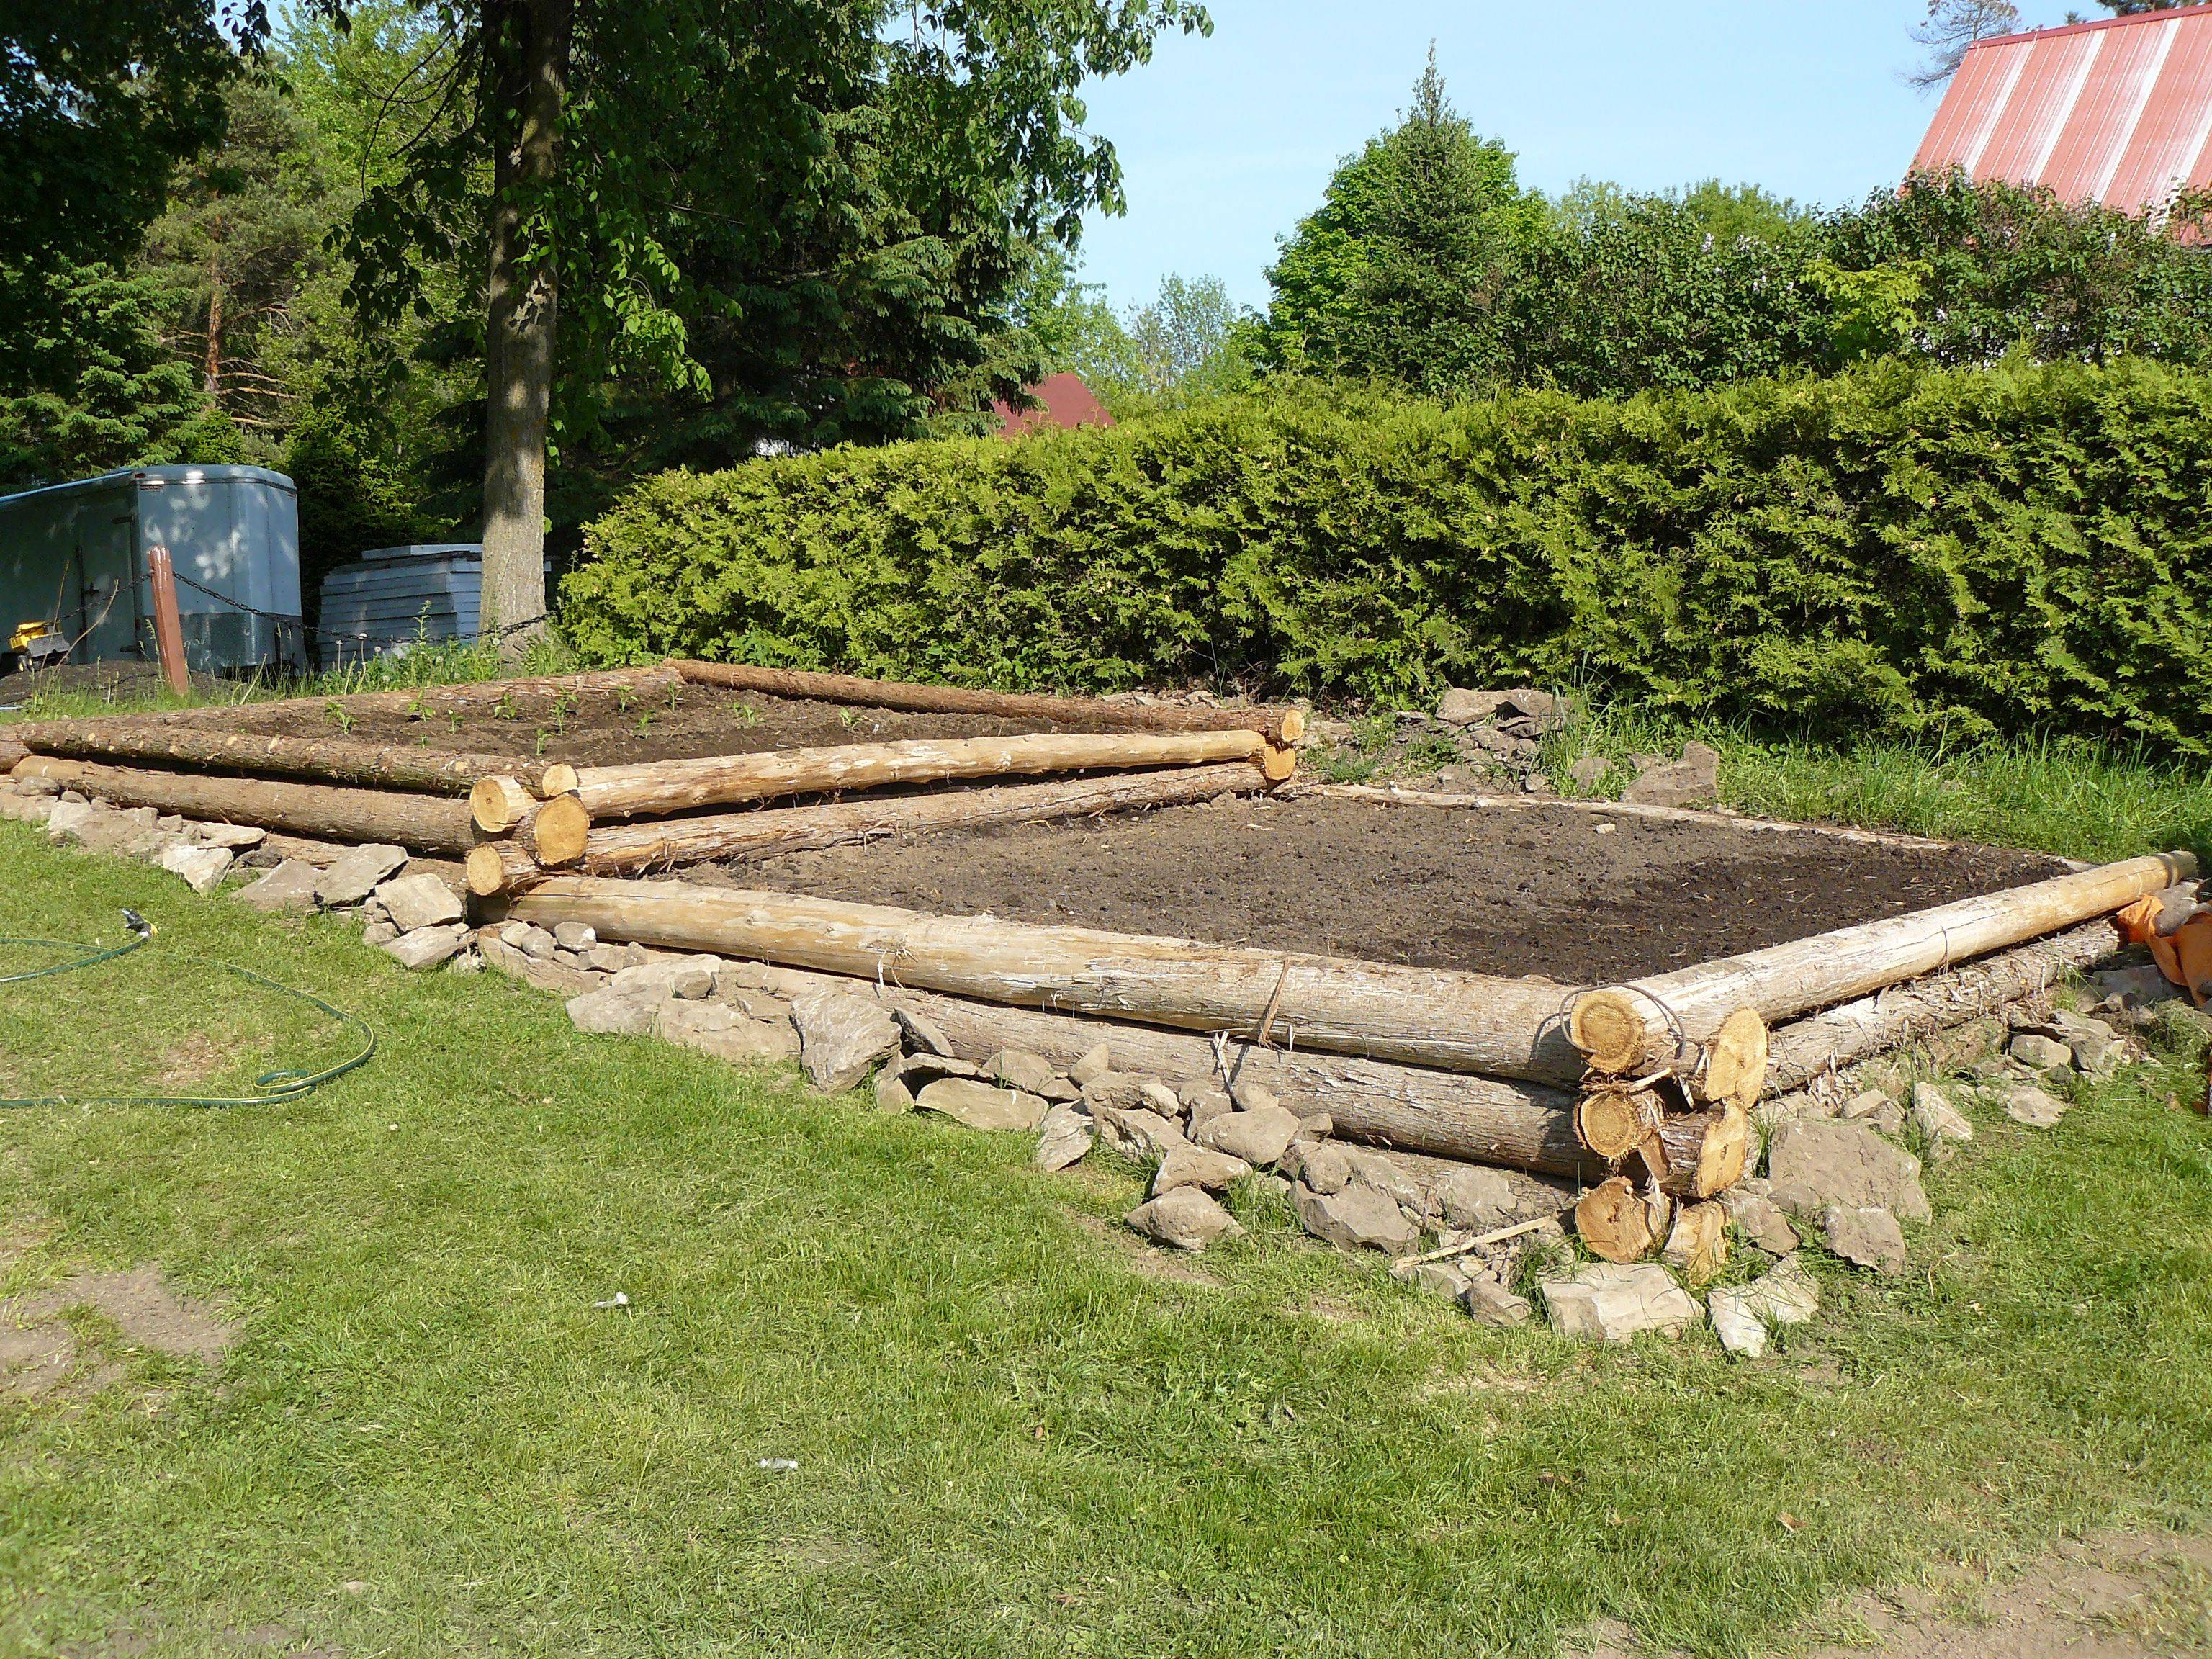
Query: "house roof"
992 372 1114 438
1911 4 2212 217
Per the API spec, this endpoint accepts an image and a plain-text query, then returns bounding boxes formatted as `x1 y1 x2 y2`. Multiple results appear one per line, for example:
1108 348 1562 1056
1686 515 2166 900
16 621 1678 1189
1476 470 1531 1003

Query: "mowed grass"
0 829 2209 1657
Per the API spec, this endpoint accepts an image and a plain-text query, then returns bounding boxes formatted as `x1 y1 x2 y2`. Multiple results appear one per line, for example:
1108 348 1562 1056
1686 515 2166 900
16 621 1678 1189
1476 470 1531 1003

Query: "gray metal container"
0 464 305 674
316 544 489 665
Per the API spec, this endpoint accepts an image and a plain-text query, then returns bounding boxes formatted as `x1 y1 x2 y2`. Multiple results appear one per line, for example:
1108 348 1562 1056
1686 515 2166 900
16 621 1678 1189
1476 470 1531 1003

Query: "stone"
567 987 662 1037
1228 1079 1282 1115
1069 1043 1113 1087
1033 1102 1095 1170
479 932 601 996
1707 1254 1820 1359
1091 1105 1187 1161
1280 1138 1352 1192
234 859 323 914
886 1004 956 1057
14 775 61 798
2090 963 2180 1009
719 986 793 1025
1152 1142 1251 1197
383 925 466 971
611 954 720 1001
554 948 592 971
42 800 96 842
1717 1187 1799 1256
1911 1082 1974 1146
790 991 902 1092
896 1050 981 1084
2054 1015 2121 1074
1434 1164 1517 1228
587 943 645 973
374 872 464 935
1566 754 1608 791
361 921 400 948
1292 1181 1419 1252
1125 1187 1242 1253
1080 1071 1172 1115
1823 1205 1908 1275
1537 1262 1703 1343
192 822 264 848
1766 1118 1930 1223
655 999 801 1065
1194 1105 1300 1166
1460 1278 1534 1327
875 1070 915 1113
2002 1082 2069 1128
500 922 559 961
1182 1089 1234 1131
1341 1148 1427 1215
156 842 233 894
983 1049 1059 1094
1619 741 1721 809
1295 1111 1334 1141
1499 688 1562 721
914 1076 1048 1132
2009 1032 2075 1071
314 843 408 908
1390 1260 1469 1301
552 921 597 951
1437 688 1511 726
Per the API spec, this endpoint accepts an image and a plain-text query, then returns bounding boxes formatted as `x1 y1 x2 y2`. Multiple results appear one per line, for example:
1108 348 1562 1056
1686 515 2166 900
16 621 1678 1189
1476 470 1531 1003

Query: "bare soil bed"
228 683 1141 767
736 794 2069 983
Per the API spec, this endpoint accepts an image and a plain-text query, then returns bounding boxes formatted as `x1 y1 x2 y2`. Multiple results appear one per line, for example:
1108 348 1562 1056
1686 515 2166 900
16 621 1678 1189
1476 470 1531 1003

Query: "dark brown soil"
227 685 1140 767
738 795 2068 983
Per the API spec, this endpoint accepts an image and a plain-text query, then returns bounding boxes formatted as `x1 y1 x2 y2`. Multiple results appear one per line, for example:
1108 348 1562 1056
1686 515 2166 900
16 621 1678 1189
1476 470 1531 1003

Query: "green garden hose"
0 909 375 1108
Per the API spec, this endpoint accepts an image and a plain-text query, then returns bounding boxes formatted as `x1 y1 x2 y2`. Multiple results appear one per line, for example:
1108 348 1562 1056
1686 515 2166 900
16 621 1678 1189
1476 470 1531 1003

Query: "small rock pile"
4 777 266 892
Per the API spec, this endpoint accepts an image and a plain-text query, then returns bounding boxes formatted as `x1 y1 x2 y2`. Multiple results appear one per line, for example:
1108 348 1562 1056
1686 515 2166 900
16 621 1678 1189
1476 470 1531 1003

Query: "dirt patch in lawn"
220 684 1146 769
737 793 2067 984
1 1265 238 1398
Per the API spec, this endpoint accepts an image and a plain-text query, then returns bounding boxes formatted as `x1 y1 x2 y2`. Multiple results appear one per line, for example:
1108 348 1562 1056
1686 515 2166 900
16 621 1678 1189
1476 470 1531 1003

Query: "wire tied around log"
1563 983 1696 1079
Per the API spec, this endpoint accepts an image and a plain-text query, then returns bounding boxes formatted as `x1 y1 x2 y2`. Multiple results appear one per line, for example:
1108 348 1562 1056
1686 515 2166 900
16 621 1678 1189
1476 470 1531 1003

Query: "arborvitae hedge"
565 359 2212 752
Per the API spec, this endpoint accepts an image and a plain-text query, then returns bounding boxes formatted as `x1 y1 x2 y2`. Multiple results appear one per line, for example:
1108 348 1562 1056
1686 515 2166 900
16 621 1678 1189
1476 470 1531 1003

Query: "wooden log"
701 961 1602 1179
1763 921 2119 1091
529 794 593 866
1646 1107 1750 1200
469 774 540 835
153 665 685 728
498 874 1591 1082
1698 1008 1768 1111
1573 1086 1665 1161
561 727 1274 822
1661 1201 1728 1283
1575 1177 1659 1263
6 719 522 793
10 756 477 855
468 763 1269 896
1567 853 2193 1075
671 659 1305 745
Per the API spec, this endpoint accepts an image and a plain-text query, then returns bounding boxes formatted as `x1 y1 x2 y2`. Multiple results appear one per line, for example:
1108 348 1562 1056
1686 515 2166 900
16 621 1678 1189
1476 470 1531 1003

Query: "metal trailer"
0 464 305 675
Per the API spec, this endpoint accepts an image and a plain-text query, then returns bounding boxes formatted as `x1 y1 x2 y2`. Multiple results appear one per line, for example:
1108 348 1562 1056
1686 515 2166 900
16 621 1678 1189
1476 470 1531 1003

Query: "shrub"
563 359 2212 753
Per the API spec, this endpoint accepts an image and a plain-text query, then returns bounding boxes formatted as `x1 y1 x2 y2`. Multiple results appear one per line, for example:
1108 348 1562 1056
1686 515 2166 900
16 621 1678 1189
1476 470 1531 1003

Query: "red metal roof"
1912 4 2212 217
992 372 1115 439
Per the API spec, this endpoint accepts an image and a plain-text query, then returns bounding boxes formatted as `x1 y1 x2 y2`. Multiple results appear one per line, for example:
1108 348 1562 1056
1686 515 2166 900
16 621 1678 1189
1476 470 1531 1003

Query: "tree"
1259 51 1538 391
1908 0 2020 91
320 0 1212 654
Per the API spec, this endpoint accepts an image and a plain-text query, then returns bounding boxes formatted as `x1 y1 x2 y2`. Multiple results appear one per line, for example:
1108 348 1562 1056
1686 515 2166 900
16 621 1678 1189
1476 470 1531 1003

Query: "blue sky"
1071 0 2084 312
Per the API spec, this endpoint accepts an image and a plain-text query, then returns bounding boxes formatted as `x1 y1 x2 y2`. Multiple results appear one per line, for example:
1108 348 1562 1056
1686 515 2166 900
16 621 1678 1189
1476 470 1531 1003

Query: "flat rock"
1718 1187 1799 1255
1280 1139 1351 1192
984 1049 1060 1094
41 800 97 842
156 842 233 894
1707 1254 1820 1358
314 843 408 908
1341 1148 1428 1215
480 932 601 996
2002 1082 2069 1128
1437 688 1511 726
1125 1187 1241 1253
1082 1071 1179 1115
2090 963 2179 1008
552 921 597 950
1461 1277 1534 1326
1152 1142 1251 1197
361 920 398 947
914 1076 1047 1132
1090 1103 1187 1161
656 999 800 1065
611 954 719 1001
2008 1032 2074 1071
567 986 662 1037
889 1004 957 1057
192 822 264 848
1767 1117 1930 1223
1069 1044 1113 1087
588 943 647 973
234 859 323 913
383 924 466 970
1911 1082 1974 1146
1824 1205 1907 1275
375 871 464 935
1182 1089 1234 1130
1434 1164 1517 1228
500 921 559 961
1539 1262 1702 1342
1391 1259 1470 1300
1033 1102 1095 1170
875 1069 915 1112
1292 1181 1419 1252
1619 741 1720 809
790 991 902 1092
1194 1105 1300 1166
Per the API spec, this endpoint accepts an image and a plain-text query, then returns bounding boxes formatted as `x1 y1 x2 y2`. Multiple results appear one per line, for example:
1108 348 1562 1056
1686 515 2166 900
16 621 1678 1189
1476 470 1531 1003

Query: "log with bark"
9 719 517 793
11 756 477 855
1573 1086 1667 1162
1574 1177 1666 1264
152 665 684 728
467 763 1268 895
709 960 1602 1179
1643 1107 1750 1200
515 727 1284 827
671 660 1305 745
495 873 1592 1082
1566 852 2193 1076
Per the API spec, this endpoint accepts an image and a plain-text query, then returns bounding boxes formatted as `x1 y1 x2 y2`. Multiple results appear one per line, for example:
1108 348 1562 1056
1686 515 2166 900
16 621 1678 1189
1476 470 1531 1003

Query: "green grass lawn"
1 822 2211 1658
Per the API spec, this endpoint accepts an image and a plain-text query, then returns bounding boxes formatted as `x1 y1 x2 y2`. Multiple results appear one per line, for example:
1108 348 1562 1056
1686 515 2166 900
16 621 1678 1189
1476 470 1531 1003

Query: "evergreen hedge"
563 359 2212 752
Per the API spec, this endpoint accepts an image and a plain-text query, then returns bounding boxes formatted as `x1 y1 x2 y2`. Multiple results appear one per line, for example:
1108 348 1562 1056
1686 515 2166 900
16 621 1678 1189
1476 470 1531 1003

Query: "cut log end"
470 774 534 835
1574 1175 1658 1263
1662 1200 1729 1284
539 762 580 797
467 842 520 898
530 793 594 867
1274 708 1305 745
1574 1087 1663 1161
1700 1007 1770 1111
1568 989 1657 1076
1259 744 1298 784
1649 1106 1750 1200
